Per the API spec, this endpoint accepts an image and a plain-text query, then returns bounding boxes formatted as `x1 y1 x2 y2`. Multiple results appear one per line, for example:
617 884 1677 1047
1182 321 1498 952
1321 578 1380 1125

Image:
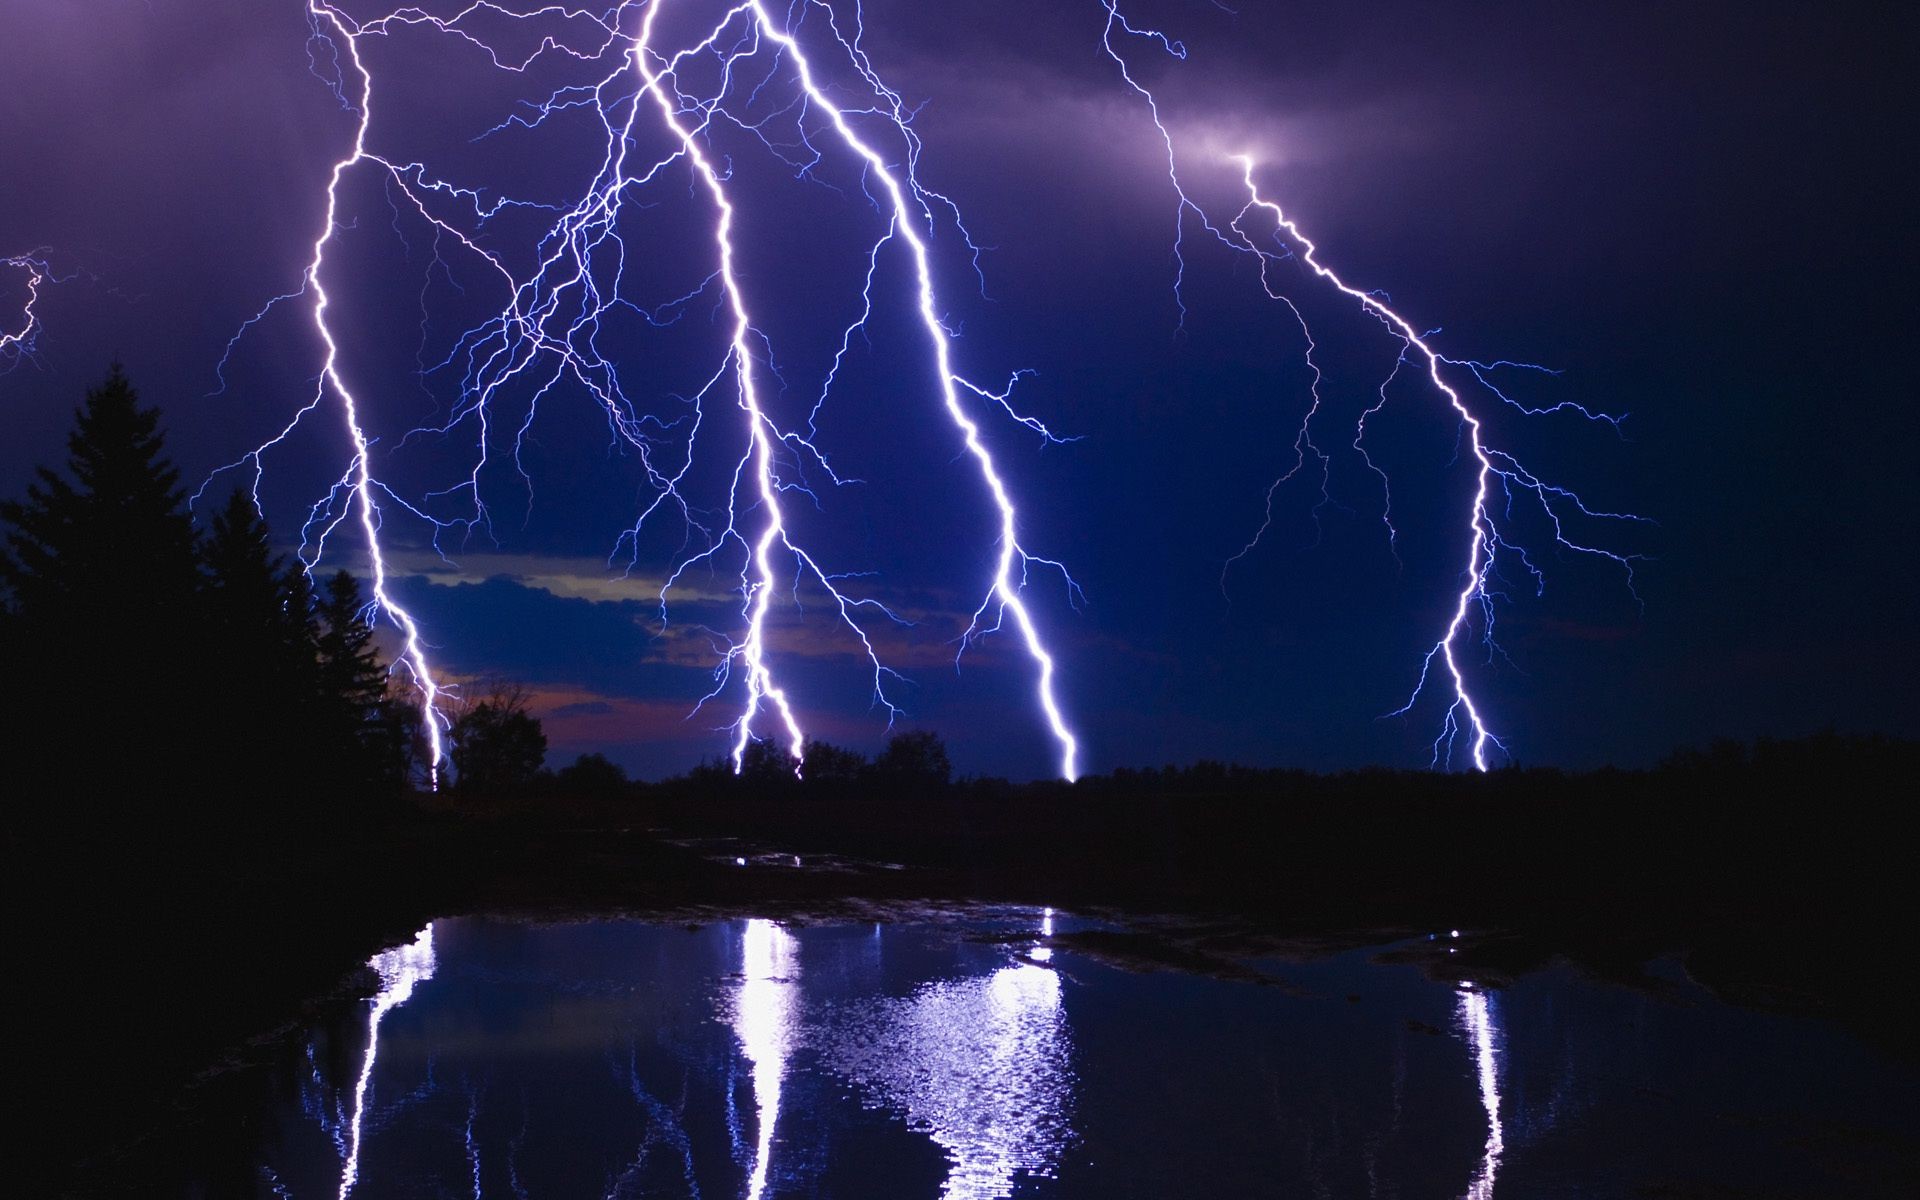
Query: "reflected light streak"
824 939 1072 1199
1457 988 1504 1200
1033 906 1055 962
731 918 800 1200
338 925 438 1200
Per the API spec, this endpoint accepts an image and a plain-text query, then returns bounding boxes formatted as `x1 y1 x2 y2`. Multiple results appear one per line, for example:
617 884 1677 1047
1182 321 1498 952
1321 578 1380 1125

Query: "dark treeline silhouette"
1 367 422 836
498 724 1913 831
434 727 949 811
400 726 1918 1076
448 681 549 794
530 727 1917 1067
2 368 454 1196
676 729 953 794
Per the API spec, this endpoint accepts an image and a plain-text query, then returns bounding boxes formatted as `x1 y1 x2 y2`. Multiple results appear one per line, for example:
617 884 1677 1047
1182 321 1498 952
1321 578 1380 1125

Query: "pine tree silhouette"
1 369 420 813
316 569 415 792
201 490 324 798
1 366 203 798
2 365 198 620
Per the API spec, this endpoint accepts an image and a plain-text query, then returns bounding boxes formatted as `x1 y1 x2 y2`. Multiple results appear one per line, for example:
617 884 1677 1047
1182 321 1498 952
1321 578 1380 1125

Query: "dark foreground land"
14 734 1916 1195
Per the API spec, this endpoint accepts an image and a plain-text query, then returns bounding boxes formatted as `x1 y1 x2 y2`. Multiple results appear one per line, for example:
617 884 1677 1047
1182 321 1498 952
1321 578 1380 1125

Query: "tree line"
0 367 545 832
2 365 961 823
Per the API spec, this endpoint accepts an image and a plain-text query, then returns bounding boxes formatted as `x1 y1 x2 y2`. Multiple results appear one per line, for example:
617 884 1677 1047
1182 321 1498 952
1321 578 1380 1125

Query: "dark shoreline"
20 736 1916 1195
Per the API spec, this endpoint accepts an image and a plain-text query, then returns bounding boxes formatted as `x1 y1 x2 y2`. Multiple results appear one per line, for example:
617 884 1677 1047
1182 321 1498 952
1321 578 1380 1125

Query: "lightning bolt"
1 252 53 367
627 0 1082 778
636 1 811 773
713 0 1081 779
206 1 1081 782
1102 4 1647 770
199 2 473 784
205 0 1621 779
1231 163 1648 772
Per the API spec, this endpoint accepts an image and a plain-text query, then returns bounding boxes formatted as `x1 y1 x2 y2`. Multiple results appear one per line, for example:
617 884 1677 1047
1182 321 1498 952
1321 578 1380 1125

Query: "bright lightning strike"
1230 157 1641 771
200 2 466 783
210 2 1081 781
716 1 1081 779
636 1 811 773
1 252 53 367
1102 6 1648 770
207 0 1626 778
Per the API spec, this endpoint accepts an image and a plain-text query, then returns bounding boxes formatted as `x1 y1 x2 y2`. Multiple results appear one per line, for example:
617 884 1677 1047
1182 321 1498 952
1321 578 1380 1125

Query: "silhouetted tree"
200 490 322 794
555 752 627 795
451 685 547 793
868 730 951 788
683 755 737 788
799 740 866 788
377 687 431 791
0 366 203 799
315 570 414 793
316 572 385 711
737 738 800 786
0 366 198 619
201 492 287 635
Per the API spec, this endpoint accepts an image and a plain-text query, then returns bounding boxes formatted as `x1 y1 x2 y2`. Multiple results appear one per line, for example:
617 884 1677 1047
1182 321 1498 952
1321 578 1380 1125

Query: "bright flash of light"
202 1 469 782
1101 4 1648 769
338 924 438 1200
730 918 800 1200
1 252 53 367
819 927 1072 1200
210 0 1080 781
635 0 808 771
1456 987 1505 1200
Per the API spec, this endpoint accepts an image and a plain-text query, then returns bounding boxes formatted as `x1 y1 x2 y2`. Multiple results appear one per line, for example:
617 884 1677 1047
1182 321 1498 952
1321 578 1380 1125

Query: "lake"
191 908 1916 1198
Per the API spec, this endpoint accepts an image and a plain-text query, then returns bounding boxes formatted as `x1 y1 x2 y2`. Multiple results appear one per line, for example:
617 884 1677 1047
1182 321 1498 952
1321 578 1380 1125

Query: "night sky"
2 0 1912 779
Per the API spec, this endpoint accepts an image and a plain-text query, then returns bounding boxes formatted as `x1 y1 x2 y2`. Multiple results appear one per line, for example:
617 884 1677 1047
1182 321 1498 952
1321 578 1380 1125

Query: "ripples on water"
210 910 1914 1199
821 960 1071 1199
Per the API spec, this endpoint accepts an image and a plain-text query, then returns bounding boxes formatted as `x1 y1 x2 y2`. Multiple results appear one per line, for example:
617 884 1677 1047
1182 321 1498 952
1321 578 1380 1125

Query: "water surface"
209 910 1915 1198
